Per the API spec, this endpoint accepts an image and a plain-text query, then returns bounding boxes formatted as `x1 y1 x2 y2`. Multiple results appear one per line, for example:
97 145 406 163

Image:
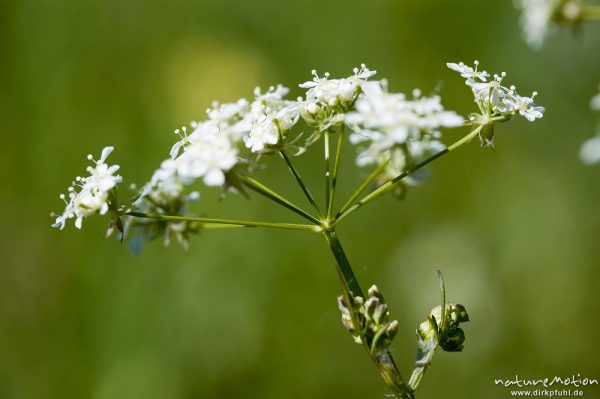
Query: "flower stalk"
126 211 321 232
336 125 483 224
238 174 321 224
581 5 600 20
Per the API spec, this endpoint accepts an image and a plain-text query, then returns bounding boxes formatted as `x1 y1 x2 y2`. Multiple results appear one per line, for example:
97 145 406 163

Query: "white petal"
100 146 115 162
203 169 225 186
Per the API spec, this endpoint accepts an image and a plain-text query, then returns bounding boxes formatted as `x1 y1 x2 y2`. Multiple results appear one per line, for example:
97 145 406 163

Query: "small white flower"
590 85 600 112
207 98 249 128
346 81 462 170
142 159 186 202
52 146 122 230
243 114 279 153
240 86 301 153
300 64 376 109
176 129 239 186
498 91 545 121
580 134 600 164
447 61 490 84
448 61 544 123
516 0 559 49
580 86 600 165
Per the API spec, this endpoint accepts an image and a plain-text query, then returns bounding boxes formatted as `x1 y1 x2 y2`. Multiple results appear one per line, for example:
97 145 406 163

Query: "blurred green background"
1 0 599 398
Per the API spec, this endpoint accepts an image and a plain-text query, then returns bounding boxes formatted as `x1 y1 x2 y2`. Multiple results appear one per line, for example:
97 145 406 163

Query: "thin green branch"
279 150 324 218
324 130 332 216
335 125 483 224
581 6 600 21
126 211 321 232
238 174 322 225
337 158 390 218
327 126 345 221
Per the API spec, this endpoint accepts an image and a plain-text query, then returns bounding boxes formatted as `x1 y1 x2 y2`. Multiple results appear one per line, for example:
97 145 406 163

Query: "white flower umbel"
176 127 239 186
241 86 301 153
243 114 279 153
448 60 545 123
300 64 377 128
515 0 584 49
580 133 600 164
52 146 122 229
517 0 559 48
301 64 375 106
580 85 600 165
590 85 600 111
346 81 463 172
498 90 545 122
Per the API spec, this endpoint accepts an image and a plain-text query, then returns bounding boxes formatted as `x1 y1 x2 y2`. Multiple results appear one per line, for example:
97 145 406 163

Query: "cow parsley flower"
447 61 490 84
516 0 559 48
580 134 600 164
243 114 279 153
448 61 545 123
497 90 545 122
346 81 463 175
590 85 600 112
516 0 583 49
300 64 375 107
176 128 239 186
300 64 376 129
241 86 301 153
128 161 201 252
580 85 600 165
52 146 122 229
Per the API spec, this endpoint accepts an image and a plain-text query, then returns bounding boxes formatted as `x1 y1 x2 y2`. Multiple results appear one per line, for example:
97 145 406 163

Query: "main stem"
323 229 412 399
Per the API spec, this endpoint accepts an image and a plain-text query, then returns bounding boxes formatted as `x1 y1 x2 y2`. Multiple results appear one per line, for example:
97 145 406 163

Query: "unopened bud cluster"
417 303 470 353
337 285 399 352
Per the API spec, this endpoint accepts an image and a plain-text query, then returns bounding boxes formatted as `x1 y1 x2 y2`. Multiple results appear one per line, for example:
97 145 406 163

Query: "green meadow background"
1 0 599 398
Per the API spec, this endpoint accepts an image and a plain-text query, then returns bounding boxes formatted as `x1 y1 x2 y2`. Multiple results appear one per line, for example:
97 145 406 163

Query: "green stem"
324 130 332 216
238 174 321 225
323 230 362 296
336 125 483 224
327 126 345 221
323 229 412 398
279 150 324 218
438 269 447 333
337 158 390 218
581 6 600 21
126 211 321 232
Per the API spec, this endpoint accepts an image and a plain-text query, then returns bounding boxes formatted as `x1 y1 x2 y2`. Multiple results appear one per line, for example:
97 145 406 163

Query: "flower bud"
385 319 399 341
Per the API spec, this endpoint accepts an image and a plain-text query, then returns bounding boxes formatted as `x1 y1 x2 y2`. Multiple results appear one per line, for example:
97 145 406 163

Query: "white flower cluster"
54 62 544 245
52 147 122 229
516 0 582 49
163 85 300 191
140 66 379 205
346 82 463 177
447 61 545 123
517 0 560 48
299 64 376 130
580 85 600 165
